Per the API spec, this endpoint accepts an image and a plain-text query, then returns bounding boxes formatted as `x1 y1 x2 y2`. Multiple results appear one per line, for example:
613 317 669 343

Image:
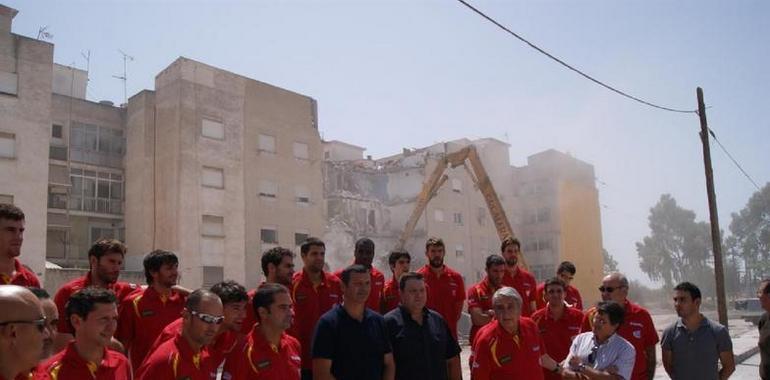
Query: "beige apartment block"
126 58 324 289
0 5 53 279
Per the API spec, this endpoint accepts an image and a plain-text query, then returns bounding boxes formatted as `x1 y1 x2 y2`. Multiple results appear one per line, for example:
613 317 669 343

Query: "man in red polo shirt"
243 246 296 334
116 249 186 370
417 237 465 339
224 283 301 380
467 254 505 344
534 261 583 310
290 237 341 380
0 204 40 288
531 277 584 380
53 239 138 351
334 238 384 312
582 272 659 380
380 250 410 314
500 237 537 316
135 289 222 380
36 288 131 379
472 286 560 380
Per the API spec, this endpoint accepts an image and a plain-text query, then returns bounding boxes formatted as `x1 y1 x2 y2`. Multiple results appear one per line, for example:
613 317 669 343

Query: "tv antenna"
112 49 134 105
37 26 53 41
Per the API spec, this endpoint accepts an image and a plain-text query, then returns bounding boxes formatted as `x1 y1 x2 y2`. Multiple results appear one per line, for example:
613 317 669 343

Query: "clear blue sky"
7 0 769 286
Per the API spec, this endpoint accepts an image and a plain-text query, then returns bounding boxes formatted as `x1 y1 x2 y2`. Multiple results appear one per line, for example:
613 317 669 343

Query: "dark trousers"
301 369 313 380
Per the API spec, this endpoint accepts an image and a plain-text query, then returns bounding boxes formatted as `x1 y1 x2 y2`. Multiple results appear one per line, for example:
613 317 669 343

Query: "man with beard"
0 204 40 287
35 288 131 379
582 272 659 380
417 237 465 339
335 238 385 312
531 278 584 380
223 283 301 380
150 280 248 369
28 288 58 360
661 282 734 380
534 261 583 310
381 251 411 314
467 255 505 344
53 239 138 350
135 289 223 380
0 285 49 380
312 265 394 380
116 249 186 370
243 246 296 334
291 238 342 380
500 237 537 316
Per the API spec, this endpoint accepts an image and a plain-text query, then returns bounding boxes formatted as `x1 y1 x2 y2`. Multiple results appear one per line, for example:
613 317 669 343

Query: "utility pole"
697 87 728 328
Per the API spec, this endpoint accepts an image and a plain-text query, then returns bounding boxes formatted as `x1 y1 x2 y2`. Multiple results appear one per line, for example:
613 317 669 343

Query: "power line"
707 128 762 191
455 0 697 114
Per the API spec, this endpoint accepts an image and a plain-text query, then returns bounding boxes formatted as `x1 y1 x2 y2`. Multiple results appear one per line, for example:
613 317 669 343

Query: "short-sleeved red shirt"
471 318 545 380
534 283 583 311
53 273 139 334
135 334 215 380
381 277 400 314
0 258 40 287
289 270 342 370
149 317 240 369
581 299 659 380
502 267 537 316
417 265 466 339
116 287 186 370
223 328 301 380
466 278 499 344
34 341 131 380
334 266 385 311
531 306 584 380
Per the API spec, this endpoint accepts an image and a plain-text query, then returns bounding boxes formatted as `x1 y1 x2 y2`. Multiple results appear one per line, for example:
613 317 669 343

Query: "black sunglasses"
0 317 47 333
598 286 625 293
190 310 224 325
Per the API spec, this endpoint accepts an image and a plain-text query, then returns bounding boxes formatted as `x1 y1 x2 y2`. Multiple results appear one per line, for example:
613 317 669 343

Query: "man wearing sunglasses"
0 204 40 288
564 301 635 380
582 273 658 380
35 288 131 379
0 285 49 380
136 289 223 380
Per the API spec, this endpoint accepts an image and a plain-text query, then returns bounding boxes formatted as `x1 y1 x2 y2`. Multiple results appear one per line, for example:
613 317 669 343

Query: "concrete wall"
52 64 87 100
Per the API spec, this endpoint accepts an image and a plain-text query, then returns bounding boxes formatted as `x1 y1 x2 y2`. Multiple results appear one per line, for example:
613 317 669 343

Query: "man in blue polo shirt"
384 271 461 380
661 281 735 380
312 264 395 380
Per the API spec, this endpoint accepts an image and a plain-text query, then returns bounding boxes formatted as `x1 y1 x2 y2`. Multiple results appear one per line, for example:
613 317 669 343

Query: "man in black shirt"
384 272 462 380
312 264 395 380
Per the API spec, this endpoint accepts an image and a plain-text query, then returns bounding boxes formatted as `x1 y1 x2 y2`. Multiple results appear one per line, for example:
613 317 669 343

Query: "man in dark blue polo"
661 281 735 380
312 264 395 380
384 272 461 380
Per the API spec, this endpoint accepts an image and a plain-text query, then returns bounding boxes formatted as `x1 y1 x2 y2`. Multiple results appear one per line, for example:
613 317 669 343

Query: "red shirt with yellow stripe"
289 270 342 370
148 317 240 369
53 273 139 335
135 334 215 380
466 278 498 345
116 287 186 371
222 327 301 380
0 258 40 287
34 341 131 380
471 318 545 380
531 305 584 380
581 299 659 380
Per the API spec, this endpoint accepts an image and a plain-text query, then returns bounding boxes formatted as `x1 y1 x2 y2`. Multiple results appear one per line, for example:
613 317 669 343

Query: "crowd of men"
0 201 755 380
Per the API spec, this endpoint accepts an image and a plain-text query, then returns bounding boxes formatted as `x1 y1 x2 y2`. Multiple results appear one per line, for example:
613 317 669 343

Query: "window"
0 71 18 95
295 232 309 246
293 142 309 160
0 194 12 204
90 226 118 242
295 186 310 205
324 151 330 160
258 134 275 154
477 207 487 226
434 209 444 222
261 228 278 244
46 229 67 259
453 212 463 226
455 244 465 258
69 123 124 168
367 210 376 231
69 168 123 214
202 266 224 289
451 178 462 193
537 207 551 223
49 146 68 160
52 124 64 139
0 132 15 159
201 118 225 140
259 181 278 199
201 166 224 189
201 215 225 237
47 187 67 209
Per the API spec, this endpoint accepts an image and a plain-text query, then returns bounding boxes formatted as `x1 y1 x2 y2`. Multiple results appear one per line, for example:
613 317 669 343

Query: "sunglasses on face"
598 286 625 293
0 316 47 333
190 310 224 325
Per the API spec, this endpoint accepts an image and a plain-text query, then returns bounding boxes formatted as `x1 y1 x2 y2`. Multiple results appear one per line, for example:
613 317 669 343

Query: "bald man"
0 285 49 380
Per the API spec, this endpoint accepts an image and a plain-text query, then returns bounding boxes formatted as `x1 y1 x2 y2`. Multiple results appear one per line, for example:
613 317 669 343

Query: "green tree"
603 248 619 274
729 183 770 284
636 194 713 289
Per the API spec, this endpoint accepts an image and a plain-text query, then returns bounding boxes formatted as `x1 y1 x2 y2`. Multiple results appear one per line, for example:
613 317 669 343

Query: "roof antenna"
112 49 134 106
37 26 53 41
